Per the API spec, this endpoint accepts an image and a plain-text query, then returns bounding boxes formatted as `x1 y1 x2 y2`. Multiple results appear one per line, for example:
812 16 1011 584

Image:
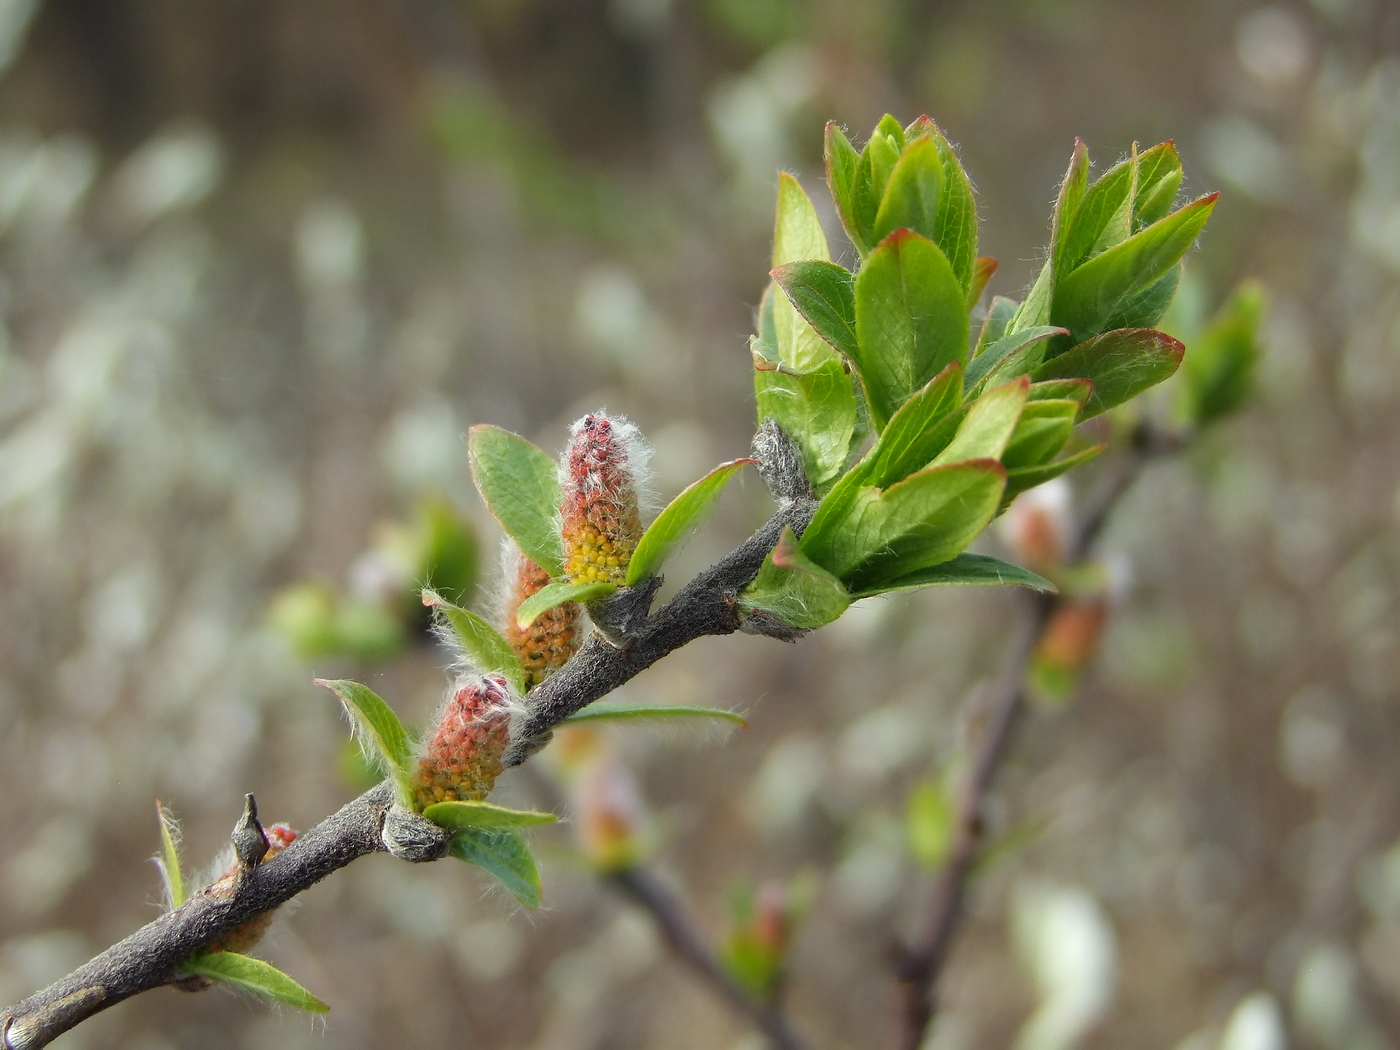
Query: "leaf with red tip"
1031 328 1185 419
968 257 997 308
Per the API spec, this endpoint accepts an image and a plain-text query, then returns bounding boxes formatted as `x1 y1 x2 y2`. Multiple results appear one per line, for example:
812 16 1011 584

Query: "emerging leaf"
849 552 1055 599
872 135 944 246
449 827 543 909
853 229 969 429
155 802 184 910
627 459 754 584
740 526 851 630
1001 399 1080 471
931 377 1029 466
965 326 1068 393
1031 328 1185 419
424 800 558 830
516 580 618 629
563 702 748 728
754 358 859 495
770 260 858 362
177 952 328 1014
468 425 566 578
825 122 865 255
316 679 414 804
423 589 527 694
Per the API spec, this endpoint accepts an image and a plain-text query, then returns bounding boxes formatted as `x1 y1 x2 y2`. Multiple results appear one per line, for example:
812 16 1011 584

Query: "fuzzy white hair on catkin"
491 536 528 635
559 410 657 517
416 672 530 755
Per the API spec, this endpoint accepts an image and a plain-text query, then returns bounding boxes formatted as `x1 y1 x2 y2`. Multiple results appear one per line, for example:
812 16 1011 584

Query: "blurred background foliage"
0 0 1397 1048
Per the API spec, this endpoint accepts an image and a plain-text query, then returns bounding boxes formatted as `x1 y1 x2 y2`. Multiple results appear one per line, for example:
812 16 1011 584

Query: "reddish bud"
560 413 647 586
412 674 514 809
204 824 298 954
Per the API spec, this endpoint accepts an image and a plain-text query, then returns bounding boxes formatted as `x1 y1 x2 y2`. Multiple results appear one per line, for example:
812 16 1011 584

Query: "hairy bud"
560 413 648 586
412 673 515 809
502 544 583 688
204 824 298 954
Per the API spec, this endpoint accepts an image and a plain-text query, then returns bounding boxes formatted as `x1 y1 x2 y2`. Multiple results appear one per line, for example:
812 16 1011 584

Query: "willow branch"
894 424 1186 1050
3 469 819 1050
610 868 811 1050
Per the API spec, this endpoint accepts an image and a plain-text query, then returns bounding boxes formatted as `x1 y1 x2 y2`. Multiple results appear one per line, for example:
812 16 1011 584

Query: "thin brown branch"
610 867 812 1050
894 425 1186 1050
2 487 819 1050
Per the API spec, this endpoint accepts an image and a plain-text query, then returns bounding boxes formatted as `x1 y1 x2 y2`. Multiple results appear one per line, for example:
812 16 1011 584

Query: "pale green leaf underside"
316 679 414 803
422 589 526 694
449 827 543 909
627 459 754 585
424 800 558 830
178 951 329 1013
563 702 748 728
157 803 184 909
515 580 617 629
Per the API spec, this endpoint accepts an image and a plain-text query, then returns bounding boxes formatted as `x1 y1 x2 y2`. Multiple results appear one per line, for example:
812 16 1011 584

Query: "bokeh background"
0 0 1398 1048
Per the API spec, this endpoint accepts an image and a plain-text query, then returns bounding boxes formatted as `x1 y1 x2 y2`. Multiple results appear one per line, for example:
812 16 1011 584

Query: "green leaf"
315 679 414 803
1010 258 1054 334
1057 155 1136 277
772 171 830 267
424 800 558 830
872 136 944 246
627 459 754 584
809 460 1006 586
178 952 328 1013
968 256 997 308
1101 264 1180 333
1028 378 1092 407
974 295 1019 355
422 589 526 693
156 803 184 909
449 827 542 909
1050 138 1091 262
850 552 1055 599
906 779 954 870
1179 279 1266 426
964 325 1067 392
1051 193 1218 342
1002 443 1107 505
515 580 617 629
563 702 748 728
751 282 781 364
854 125 902 250
754 358 858 495
859 361 965 488
931 377 1029 467
771 260 858 361
1031 328 1185 419
825 122 865 255
1001 399 1079 470
739 526 851 630
853 229 969 430
930 132 979 295
468 425 565 578
1133 141 1183 228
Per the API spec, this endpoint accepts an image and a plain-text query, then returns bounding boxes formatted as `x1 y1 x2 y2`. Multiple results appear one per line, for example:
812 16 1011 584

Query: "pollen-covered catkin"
560 413 647 586
503 547 582 688
412 673 514 809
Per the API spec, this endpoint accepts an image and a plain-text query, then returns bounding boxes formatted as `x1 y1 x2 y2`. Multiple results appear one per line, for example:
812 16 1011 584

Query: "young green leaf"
1010 258 1054 334
424 800 558 830
755 358 859 495
849 552 1055 598
968 256 997 308
468 425 566 578
178 952 328 1013
627 459 754 584
1031 328 1185 419
563 702 748 728
975 295 1019 355
739 526 851 630
515 580 617 629
843 459 1008 588
930 131 979 294
1100 264 1181 333
872 135 944 246
1133 141 1183 228
1050 138 1091 261
1055 155 1135 277
422 589 527 694
771 174 836 371
770 260 858 361
854 126 903 250
931 376 1029 466
825 122 865 255
156 802 184 910
1002 443 1107 505
315 679 414 803
853 229 969 429
965 325 1068 392
859 360 965 488
1051 193 1218 342
1001 399 1079 470
449 827 543 909
1028 378 1092 407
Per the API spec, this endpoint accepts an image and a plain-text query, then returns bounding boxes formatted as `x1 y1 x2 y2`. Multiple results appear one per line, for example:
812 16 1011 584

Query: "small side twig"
610 867 811 1050
894 425 1185 1050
